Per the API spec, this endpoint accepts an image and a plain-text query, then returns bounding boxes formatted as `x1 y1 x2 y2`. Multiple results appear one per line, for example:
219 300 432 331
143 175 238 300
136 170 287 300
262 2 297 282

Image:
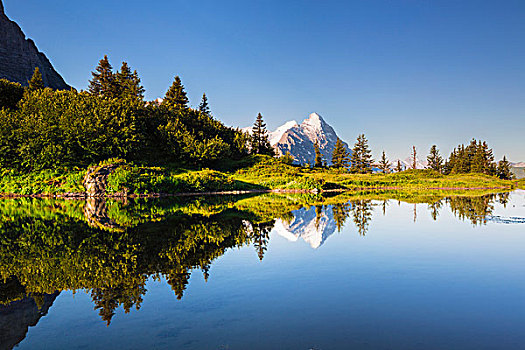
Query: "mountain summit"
0 0 69 89
269 113 350 165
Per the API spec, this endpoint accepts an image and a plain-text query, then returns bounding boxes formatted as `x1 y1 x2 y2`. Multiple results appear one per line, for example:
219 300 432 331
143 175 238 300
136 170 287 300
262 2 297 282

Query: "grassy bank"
0 156 515 197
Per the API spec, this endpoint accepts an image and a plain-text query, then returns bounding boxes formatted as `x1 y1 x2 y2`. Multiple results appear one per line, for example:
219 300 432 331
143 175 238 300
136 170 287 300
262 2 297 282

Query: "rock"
83 164 120 198
0 0 69 89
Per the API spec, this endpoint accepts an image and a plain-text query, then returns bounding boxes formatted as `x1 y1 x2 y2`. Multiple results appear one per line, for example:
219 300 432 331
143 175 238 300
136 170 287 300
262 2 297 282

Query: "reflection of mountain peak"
274 205 337 249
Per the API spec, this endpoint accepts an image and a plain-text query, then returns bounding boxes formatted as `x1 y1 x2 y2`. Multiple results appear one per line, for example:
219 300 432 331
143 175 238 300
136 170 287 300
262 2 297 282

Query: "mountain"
274 205 337 249
0 0 69 89
244 113 350 165
390 157 428 171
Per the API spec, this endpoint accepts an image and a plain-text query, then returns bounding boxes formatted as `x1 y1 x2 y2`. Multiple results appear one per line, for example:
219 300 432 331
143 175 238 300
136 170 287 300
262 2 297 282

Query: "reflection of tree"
381 200 389 216
498 192 510 208
250 221 275 261
332 203 351 232
315 205 323 230
428 200 443 221
447 194 496 225
351 200 373 236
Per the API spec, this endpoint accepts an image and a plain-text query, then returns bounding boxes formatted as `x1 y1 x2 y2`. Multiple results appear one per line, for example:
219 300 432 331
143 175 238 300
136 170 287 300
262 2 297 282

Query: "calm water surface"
1 190 524 349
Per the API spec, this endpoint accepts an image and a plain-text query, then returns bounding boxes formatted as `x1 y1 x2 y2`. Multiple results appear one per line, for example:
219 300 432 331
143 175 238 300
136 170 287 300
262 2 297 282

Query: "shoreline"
0 186 513 200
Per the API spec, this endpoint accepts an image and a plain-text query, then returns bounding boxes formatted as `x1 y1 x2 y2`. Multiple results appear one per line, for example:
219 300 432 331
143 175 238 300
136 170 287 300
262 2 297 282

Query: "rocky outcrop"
0 0 69 89
83 164 120 198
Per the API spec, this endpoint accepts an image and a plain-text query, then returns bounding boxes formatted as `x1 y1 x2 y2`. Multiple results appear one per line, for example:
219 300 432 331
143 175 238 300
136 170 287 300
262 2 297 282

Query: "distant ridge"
0 0 69 89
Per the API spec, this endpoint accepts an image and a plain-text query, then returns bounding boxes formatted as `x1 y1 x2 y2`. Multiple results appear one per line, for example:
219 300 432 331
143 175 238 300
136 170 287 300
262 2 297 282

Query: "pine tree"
163 76 189 108
378 151 391 174
496 156 513 180
332 137 350 168
28 67 44 91
198 93 211 116
411 146 417 169
250 113 274 155
88 55 117 98
314 141 323 167
116 62 145 100
350 134 373 174
280 151 295 165
427 145 443 172
395 160 403 172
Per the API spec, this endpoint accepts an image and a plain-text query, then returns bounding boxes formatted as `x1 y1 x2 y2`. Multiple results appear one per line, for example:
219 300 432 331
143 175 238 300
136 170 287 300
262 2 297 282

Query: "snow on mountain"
272 113 350 165
269 120 299 145
390 157 428 170
274 205 337 249
511 162 525 168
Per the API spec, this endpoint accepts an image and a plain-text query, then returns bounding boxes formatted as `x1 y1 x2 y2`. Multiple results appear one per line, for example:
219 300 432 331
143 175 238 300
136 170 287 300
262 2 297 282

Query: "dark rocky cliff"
0 0 69 90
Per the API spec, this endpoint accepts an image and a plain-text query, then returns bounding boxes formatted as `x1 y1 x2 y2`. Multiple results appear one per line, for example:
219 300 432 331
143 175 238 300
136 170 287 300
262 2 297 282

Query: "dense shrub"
0 79 24 110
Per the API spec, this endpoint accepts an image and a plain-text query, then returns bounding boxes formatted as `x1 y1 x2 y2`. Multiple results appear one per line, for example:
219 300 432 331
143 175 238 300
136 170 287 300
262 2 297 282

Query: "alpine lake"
1 189 524 350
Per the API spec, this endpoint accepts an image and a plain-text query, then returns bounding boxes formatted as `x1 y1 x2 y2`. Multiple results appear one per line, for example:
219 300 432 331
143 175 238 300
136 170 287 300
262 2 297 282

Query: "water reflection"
0 190 522 346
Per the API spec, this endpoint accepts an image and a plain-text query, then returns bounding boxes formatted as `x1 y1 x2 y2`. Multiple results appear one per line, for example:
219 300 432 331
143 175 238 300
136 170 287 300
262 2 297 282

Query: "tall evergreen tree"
116 62 145 100
250 113 274 155
163 76 189 108
88 55 117 98
496 156 513 180
427 145 443 172
395 160 403 172
411 146 417 169
350 134 373 174
28 67 44 91
332 138 350 168
378 151 391 174
198 93 211 116
314 141 323 168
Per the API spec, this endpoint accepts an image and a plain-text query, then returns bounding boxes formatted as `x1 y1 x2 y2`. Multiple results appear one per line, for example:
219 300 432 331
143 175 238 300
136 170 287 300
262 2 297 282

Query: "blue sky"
5 0 525 161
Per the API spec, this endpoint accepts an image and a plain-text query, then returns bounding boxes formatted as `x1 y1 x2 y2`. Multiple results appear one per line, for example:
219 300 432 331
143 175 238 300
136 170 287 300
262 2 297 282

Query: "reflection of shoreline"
0 293 60 350
484 216 525 224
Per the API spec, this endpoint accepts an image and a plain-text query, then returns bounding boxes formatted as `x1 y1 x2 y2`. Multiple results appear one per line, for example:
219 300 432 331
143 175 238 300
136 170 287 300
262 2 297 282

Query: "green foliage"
0 79 24 110
378 151 391 174
446 139 495 175
250 113 274 156
332 137 350 169
496 156 513 180
116 62 145 100
88 55 118 98
199 93 211 116
350 134 373 173
163 76 189 109
280 151 295 165
28 67 45 92
427 145 444 172
314 141 323 167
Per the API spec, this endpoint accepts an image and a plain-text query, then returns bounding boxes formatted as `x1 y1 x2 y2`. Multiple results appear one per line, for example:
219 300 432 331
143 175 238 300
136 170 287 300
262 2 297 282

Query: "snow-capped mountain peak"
269 120 299 146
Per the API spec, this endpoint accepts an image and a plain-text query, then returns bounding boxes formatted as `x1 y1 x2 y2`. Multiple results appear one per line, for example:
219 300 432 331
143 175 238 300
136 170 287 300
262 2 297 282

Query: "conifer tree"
332 138 350 168
198 93 211 116
88 55 117 98
395 160 403 172
350 134 373 174
280 151 295 165
163 76 189 108
250 113 274 155
28 67 44 91
496 156 513 180
411 146 417 169
378 151 391 174
116 62 145 100
427 145 443 172
314 141 323 167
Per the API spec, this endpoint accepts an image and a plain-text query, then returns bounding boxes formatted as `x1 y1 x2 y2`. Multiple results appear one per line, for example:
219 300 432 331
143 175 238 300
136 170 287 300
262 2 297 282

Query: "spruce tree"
88 55 117 98
395 160 403 172
250 113 274 155
280 151 295 165
198 93 211 116
314 141 323 168
350 134 373 174
28 67 44 91
378 151 391 174
496 156 513 180
332 138 349 168
427 145 443 172
116 62 145 100
163 76 189 108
